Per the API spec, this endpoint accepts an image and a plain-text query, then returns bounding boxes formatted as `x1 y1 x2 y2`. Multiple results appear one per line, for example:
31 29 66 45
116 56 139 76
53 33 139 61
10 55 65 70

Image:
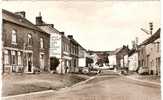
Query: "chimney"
48 24 54 28
60 32 64 35
36 12 43 25
15 11 26 18
68 35 73 38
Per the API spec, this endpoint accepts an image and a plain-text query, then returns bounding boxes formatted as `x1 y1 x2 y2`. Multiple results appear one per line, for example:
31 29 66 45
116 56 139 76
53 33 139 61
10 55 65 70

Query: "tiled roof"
2 9 48 34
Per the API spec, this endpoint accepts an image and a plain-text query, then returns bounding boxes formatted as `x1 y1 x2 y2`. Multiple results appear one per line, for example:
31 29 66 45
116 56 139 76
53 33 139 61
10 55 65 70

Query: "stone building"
35 14 71 74
138 28 160 75
2 9 50 73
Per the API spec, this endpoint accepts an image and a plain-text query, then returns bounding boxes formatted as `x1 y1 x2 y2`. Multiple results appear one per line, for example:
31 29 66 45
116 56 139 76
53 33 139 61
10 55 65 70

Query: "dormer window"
40 38 44 49
28 34 32 46
11 30 17 44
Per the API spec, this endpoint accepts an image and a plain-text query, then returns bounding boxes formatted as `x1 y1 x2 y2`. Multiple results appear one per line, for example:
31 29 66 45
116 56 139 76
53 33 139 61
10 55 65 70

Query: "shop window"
11 51 16 65
4 50 9 64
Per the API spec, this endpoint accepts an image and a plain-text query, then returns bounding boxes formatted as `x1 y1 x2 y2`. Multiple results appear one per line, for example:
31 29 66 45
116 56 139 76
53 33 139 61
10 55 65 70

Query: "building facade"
2 9 50 73
128 50 138 71
35 15 71 74
68 35 79 72
138 28 160 75
109 45 129 69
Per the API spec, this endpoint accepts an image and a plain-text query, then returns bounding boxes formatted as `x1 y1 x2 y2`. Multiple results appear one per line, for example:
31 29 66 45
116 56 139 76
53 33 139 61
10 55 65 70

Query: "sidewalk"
125 72 160 87
127 72 160 83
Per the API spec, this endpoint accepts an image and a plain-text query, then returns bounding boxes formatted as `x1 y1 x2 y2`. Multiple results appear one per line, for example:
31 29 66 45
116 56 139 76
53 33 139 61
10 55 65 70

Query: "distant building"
35 15 71 74
108 55 116 69
138 28 160 75
108 45 129 69
2 9 50 73
87 51 110 66
120 54 128 68
128 49 138 71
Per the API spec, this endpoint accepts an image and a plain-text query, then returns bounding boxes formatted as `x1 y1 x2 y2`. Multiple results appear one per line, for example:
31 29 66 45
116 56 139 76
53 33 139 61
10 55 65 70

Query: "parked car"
82 67 89 74
138 67 149 75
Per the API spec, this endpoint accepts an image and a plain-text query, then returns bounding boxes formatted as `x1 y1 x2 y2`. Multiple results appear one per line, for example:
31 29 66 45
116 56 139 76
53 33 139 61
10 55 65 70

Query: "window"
157 43 160 52
11 51 16 65
4 50 9 64
28 34 32 46
40 38 44 48
12 30 17 44
18 52 22 65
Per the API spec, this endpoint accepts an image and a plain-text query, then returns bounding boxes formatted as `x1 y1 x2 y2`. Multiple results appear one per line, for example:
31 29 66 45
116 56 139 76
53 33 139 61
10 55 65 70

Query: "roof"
87 50 112 55
128 49 137 57
2 9 48 34
139 28 160 46
111 45 129 55
113 47 123 54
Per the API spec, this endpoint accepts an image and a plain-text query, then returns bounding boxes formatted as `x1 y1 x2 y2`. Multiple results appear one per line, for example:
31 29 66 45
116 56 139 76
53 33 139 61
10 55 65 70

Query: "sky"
1 1 160 51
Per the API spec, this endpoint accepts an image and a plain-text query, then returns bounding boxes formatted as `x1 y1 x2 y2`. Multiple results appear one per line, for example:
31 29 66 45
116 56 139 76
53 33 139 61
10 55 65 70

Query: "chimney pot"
48 24 54 28
15 11 26 18
36 16 43 25
68 35 73 38
60 32 64 35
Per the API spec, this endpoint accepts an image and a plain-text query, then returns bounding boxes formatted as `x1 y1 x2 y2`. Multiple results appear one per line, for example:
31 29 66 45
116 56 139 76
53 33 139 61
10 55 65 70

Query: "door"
27 53 32 72
40 54 44 70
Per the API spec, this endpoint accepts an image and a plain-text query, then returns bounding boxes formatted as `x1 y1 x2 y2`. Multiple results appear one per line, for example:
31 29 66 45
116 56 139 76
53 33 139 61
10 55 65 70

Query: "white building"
108 55 116 68
128 51 138 71
36 15 71 74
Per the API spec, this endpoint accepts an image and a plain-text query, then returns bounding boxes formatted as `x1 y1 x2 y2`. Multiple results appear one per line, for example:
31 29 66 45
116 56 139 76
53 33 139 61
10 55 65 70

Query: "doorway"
40 54 44 70
27 53 32 72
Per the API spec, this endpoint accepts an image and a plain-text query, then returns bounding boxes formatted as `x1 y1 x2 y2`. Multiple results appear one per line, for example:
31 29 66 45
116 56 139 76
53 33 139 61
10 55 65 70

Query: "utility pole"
149 22 153 35
140 22 153 36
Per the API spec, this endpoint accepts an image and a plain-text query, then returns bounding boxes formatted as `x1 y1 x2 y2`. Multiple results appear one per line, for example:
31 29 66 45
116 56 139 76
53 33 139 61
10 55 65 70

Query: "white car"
82 67 89 74
138 67 149 75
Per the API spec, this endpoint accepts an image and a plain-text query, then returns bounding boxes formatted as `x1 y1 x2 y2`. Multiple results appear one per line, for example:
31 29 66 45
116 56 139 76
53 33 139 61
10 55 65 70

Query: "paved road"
4 70 161 100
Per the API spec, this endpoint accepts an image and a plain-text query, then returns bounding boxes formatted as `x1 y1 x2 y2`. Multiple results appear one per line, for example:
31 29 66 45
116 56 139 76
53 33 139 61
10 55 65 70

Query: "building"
108 45 129 69
68 35 79 72
87 51 110 66
138 28 160 75
78 45 87 67
2 9 50 73
35 14 71 74
128 49 138 71
78 45 93 67
120 54 128 68
108 54 116 68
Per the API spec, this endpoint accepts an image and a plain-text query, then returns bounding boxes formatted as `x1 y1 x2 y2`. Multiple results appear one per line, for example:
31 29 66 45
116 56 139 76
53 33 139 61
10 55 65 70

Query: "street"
5 70 160 100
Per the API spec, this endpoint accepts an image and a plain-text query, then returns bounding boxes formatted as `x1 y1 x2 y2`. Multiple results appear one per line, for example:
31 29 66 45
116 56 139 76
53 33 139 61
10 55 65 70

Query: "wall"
128 53 138 71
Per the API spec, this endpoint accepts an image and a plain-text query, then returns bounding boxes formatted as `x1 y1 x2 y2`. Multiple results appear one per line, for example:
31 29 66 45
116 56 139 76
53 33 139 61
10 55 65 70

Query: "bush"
50 57 60 71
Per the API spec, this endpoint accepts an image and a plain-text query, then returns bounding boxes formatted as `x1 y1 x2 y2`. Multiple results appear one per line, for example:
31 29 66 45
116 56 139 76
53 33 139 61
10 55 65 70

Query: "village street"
3 70 161 100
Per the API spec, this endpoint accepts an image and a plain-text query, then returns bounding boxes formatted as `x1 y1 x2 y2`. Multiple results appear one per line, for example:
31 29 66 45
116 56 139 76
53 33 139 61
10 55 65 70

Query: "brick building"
2 9 50 73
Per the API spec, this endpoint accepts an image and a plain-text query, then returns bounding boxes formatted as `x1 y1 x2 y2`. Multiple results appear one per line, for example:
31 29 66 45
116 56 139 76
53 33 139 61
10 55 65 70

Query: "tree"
103 56 109 65
86 57 94 66
50 57 60 71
